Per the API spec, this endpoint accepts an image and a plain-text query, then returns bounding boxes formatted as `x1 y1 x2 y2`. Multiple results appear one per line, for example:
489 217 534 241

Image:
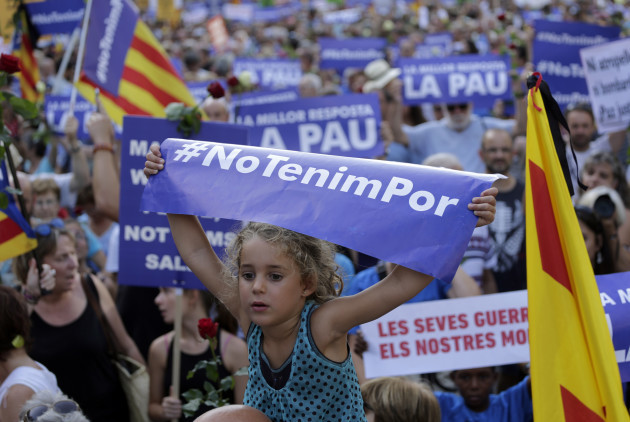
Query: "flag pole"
69 0 93 115
52 27 80 94
171 287 183 422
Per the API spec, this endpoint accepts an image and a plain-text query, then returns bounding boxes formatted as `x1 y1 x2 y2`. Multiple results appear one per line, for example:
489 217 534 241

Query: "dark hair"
582 151 630 208
0 285 32 360
197 289 239 335
575 206 616 275
13 227 75 284
565 101 594 122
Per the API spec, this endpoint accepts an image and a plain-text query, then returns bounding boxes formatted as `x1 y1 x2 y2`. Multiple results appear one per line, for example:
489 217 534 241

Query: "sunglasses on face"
446 103 469 112
34 218 64 237
23 400 81 421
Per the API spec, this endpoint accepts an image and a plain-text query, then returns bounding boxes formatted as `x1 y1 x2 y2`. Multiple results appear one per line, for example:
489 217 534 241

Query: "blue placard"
596 272 630 382
141 139 499 282
232 59 302 90
319 37 387 71
118 116 250 288
83 0 138 96
533 20 620 109
253 3 301 22
400 54 512 107
235 93 384 158
231 88 299 108
25 0 84 35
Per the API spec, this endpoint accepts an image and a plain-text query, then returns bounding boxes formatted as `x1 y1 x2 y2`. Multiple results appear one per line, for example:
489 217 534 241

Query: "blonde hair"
224 222 342 303
361 377 440 422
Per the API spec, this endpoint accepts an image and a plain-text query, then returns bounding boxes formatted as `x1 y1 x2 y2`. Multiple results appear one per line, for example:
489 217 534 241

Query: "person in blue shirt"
435 366 532 422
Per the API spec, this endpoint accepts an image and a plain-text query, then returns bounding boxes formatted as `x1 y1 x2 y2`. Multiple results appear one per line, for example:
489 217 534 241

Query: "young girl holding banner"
144 145 497 421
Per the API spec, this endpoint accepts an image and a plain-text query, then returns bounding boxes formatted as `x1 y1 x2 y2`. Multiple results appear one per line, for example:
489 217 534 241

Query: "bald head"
480 128 513 175
193 405 271 422
202 97 230 122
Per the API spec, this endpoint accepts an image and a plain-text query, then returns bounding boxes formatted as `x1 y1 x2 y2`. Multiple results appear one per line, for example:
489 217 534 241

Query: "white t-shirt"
0 362 59 407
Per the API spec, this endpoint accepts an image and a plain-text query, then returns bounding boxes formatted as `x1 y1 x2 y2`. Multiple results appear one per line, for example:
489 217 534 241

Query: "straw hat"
362 59 401 93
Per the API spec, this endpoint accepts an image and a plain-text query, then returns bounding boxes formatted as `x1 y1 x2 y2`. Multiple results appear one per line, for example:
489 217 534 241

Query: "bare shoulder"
221 330 249 373
148 332 173 366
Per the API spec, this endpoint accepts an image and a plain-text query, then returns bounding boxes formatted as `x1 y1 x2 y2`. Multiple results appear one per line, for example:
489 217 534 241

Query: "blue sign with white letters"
400 54 512 107
141 139 499 282
235 94 384 158
232 59 302 90
319 38 387 72
118 116 249 288
25 0 84 35
533 20 619 109
596 272 630 382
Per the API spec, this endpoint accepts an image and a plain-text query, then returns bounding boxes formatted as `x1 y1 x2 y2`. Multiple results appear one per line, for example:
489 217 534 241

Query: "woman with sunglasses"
19 390 88 422
13 224 144 422
0 285 59 422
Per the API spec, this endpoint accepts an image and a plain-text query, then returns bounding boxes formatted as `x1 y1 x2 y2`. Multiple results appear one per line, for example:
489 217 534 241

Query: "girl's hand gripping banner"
141 139 500 281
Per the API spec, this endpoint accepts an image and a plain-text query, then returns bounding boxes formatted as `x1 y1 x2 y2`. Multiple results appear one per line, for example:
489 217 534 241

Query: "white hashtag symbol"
172 142 209 162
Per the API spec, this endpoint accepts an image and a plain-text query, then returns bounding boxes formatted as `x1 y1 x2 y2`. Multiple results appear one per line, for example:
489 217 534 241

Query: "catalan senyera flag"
0 161 37 262
12 5 41 102
76 0 195 128
525 73 629 421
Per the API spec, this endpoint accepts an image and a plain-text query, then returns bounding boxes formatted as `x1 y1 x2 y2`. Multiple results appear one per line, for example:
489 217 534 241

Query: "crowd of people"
1 0 630 420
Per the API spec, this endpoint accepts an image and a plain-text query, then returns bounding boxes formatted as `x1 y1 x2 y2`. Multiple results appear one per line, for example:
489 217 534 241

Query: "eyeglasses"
446 103 469 112
566 101 592 113
23 400 81 421
34 218 64 237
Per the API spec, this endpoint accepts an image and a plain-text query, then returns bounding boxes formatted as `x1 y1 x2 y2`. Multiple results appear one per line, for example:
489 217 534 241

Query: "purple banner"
119 117 249 289
235 93 383 158
596 272 630 382
400 54 512 107
319 37 387 71
83 0 137 95
533 20 620 109
232 58 302 90
141 139 499 281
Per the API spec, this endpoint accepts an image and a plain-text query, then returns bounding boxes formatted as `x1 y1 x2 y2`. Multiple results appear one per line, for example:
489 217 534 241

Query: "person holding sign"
144 145 497 422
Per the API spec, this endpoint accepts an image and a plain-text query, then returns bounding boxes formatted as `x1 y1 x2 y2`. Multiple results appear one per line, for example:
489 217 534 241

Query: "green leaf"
182 398 202 417
203 380 215 393
205 362 219 382
0 192 8 209
220 375 234 391
165 102 186 120
182 388 204 401
9 96 38 119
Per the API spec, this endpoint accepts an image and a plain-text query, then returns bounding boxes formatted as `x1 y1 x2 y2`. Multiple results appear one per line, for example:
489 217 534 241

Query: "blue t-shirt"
435 376 532 422
343 266 450 334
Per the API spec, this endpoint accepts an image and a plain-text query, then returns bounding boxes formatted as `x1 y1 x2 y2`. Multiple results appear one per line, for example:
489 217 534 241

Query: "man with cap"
382 63 529 174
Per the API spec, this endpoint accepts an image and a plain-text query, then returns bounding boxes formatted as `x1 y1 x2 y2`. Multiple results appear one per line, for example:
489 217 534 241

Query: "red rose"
198 318 219 339
508 43 518 50
207 81 225 99
227 76 239 87
0 54 21 74
497 13 506 21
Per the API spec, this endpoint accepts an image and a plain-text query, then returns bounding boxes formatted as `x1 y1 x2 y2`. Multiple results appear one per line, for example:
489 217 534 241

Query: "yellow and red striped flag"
0 161 37 261
76 0 195 128
12 5 41 102
525 73 629 421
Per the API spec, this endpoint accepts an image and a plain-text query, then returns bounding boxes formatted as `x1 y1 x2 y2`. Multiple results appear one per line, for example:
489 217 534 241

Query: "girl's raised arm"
314 188 497 342
144 145 241 318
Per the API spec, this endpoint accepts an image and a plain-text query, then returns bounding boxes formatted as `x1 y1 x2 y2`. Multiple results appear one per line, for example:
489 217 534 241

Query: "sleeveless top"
244 301 366 422
29 279 129 422
0 362 59 406
163 329 234 421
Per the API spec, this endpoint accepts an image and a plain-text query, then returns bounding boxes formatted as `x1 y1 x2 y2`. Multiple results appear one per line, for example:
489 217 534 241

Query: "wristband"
514 91 525 99
70 145 82 154
93 144 114 154
23 289 40 304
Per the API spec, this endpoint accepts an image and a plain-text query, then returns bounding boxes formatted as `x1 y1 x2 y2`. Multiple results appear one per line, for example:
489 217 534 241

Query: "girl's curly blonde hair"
223 222 343 303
